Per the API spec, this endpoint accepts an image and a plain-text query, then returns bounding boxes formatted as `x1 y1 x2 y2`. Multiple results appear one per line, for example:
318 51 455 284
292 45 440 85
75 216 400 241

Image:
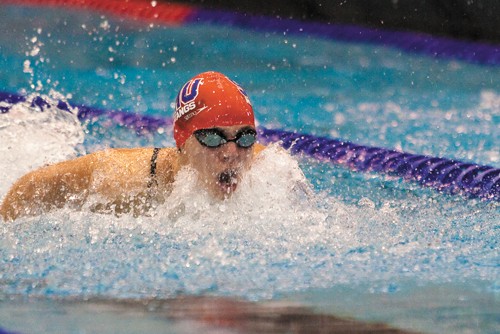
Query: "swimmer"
0 71 266 221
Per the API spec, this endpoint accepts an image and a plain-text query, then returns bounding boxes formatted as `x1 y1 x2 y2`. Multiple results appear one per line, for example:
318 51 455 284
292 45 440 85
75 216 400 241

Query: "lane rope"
1 92 498 201
258 128 499 201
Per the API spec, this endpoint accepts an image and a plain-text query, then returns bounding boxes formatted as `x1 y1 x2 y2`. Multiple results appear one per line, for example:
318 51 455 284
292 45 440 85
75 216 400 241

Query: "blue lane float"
258 128 499 201
0 328 19 334
1 91 498 201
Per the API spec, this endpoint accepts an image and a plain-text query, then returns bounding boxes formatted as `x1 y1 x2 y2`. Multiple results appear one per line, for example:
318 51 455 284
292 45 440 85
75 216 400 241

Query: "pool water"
0 4 499 334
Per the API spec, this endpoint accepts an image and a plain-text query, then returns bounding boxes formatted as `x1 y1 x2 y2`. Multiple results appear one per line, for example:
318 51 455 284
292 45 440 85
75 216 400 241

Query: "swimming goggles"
194 128 257 148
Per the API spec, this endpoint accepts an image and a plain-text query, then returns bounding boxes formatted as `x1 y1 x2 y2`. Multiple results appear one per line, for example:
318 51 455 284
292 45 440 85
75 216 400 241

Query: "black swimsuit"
147 147 161 188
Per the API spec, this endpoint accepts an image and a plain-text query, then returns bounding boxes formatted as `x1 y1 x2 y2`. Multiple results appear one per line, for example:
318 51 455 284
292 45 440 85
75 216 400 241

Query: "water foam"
0 92 84 196
0 97 497 301
1 139 497 301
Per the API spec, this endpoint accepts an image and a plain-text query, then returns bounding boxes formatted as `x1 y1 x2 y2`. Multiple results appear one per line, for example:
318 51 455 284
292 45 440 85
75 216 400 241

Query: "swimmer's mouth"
217 170 238 193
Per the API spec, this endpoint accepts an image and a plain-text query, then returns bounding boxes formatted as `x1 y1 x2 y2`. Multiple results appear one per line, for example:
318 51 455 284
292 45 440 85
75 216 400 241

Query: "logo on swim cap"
173 71 255 148
174 78 203 122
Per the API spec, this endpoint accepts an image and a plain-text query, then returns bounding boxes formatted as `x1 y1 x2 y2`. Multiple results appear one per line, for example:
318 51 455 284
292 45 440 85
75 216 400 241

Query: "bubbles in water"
2 137 496 301
0 144 339 299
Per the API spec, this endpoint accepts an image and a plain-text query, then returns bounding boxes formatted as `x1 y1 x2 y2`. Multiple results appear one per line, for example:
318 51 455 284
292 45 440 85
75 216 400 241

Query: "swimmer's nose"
220 141 239 162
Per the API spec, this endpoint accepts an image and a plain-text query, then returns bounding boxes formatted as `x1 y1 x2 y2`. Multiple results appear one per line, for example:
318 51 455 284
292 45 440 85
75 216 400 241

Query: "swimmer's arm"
0 154 96 221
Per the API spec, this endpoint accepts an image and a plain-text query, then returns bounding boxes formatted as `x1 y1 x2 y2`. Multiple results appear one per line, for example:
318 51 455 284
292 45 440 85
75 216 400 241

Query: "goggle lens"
194 128 256 148
236 132 257 148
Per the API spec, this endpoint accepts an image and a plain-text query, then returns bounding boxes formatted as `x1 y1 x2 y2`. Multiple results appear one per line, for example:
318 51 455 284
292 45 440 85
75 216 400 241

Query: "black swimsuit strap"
147 147 161 188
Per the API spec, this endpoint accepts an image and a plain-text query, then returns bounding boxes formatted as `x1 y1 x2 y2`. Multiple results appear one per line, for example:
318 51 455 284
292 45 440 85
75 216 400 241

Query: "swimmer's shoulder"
89 147 179 174
150 147 180 186
88 147 180 194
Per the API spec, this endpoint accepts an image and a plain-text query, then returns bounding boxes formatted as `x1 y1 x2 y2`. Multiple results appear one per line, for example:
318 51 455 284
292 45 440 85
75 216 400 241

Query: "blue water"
0 4 499 334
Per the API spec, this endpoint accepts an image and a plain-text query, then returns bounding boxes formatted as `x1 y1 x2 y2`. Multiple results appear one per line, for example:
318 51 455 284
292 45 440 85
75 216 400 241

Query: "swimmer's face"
180 125 256 199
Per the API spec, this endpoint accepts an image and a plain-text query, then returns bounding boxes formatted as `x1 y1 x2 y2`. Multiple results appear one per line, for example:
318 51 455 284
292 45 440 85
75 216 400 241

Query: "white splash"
0 114 497 302
0 92 85 197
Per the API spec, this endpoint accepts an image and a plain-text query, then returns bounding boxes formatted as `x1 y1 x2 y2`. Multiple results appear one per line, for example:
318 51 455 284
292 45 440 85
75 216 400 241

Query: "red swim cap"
173 71 255 147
